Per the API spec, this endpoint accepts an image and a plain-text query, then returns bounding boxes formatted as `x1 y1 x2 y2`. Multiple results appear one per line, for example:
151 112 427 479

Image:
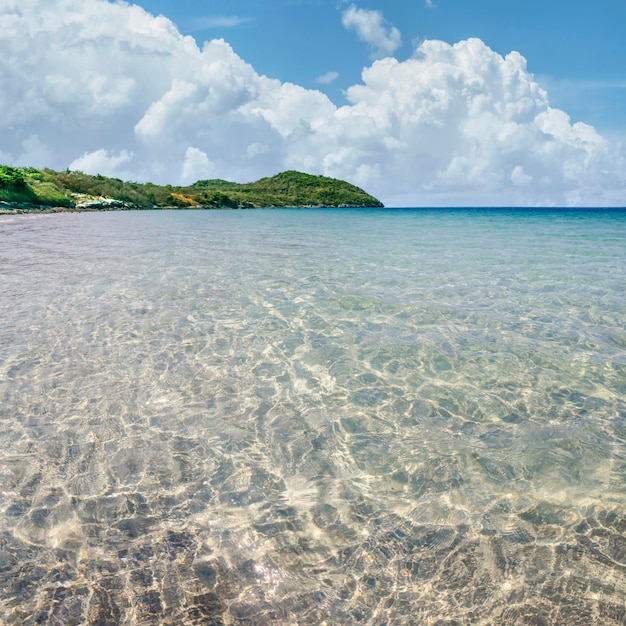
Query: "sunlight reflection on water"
1 208 626 624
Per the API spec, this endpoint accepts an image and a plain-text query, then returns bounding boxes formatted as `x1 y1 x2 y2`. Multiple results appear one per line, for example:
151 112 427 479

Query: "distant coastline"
0 166 384 212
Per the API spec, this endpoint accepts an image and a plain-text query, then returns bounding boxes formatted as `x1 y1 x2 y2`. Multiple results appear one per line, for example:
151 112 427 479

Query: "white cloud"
135 79 199 144
316 71 339 85
286 38 625 205
69 149 133 178
0 0 624 206
511 165 532 187
342 5 402 59
246 143 270 158
16 135 55 168
181 147 216 184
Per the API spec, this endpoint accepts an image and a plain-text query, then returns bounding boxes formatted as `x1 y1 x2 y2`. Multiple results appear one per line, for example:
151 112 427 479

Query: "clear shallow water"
1 208 626 625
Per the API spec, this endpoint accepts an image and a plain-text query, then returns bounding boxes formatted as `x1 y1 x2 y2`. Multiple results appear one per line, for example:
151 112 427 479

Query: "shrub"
0 166 27 190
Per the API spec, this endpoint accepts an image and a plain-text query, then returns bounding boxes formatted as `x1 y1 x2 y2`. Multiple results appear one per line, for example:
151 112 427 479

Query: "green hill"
0 166 384 210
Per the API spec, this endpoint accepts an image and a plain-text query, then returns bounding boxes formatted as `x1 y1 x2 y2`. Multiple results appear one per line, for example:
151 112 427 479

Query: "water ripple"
1 209 626 624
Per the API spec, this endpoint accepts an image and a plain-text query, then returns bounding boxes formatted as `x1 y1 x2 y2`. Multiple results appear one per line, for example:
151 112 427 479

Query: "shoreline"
0 202 384 215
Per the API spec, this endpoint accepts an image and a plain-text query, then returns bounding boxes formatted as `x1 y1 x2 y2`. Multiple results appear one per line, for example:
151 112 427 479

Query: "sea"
1 208 625 625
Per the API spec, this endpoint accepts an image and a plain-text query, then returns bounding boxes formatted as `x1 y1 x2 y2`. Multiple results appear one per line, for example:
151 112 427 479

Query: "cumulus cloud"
70 149 133 178
181 147 215 184
342 5 402 59
0 0 624 206
288 38 624 205
0 0 334 185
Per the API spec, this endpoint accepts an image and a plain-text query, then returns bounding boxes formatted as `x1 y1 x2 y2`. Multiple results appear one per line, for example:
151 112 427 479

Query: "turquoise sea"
1 208 626 624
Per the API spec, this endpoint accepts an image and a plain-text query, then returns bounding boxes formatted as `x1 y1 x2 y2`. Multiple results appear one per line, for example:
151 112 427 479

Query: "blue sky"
138 0 626 136
1 0 625 205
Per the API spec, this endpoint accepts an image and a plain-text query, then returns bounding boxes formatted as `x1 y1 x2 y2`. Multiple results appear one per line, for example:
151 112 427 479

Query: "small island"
0 166 384 212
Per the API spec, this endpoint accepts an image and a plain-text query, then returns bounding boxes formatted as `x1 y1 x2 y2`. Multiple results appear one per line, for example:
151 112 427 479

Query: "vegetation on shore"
0 165 383 210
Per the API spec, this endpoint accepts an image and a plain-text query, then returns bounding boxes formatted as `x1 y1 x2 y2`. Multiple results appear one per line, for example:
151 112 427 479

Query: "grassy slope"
0 166 74 207
0 166 384 209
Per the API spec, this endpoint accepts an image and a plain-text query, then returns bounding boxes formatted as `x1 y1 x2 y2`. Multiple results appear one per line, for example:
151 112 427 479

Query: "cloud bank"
0 0 624 206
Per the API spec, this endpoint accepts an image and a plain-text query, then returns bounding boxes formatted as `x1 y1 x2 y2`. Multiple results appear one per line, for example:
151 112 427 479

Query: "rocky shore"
0 199 383 214
0 198 134 214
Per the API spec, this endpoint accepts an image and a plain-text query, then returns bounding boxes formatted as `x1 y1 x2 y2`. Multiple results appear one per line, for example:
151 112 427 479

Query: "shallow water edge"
1 208 626 624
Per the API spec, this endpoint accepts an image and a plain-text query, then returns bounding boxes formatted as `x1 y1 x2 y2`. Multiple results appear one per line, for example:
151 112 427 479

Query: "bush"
0 166 27 190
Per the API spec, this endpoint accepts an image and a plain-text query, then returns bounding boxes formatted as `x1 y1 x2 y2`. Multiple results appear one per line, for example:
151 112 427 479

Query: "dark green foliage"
0 166 383 209
205 192 238 208
0 166 27 190
191 170 383 208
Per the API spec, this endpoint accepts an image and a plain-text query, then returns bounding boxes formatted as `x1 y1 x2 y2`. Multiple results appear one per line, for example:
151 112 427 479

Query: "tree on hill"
0 166 27 190
0 165 384 209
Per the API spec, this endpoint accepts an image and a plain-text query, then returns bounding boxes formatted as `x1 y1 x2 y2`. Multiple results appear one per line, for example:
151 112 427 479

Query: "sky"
1 0 625 206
